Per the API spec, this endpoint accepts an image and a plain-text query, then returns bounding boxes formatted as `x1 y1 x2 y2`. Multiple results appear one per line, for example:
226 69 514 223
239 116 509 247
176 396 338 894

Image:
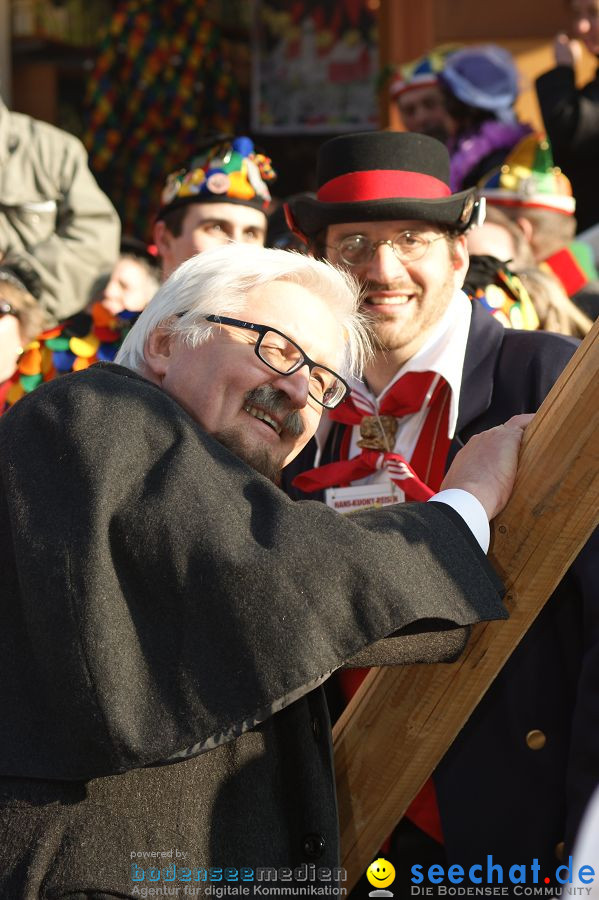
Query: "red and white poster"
251 0 379 134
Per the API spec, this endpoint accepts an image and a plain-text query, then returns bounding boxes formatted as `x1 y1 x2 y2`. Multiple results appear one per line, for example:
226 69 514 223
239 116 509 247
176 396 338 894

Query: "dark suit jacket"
284 304 598 884
0 363 505 898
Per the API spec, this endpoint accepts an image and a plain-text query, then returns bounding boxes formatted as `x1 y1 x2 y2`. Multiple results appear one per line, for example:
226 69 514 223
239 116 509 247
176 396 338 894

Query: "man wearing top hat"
284 131 599 892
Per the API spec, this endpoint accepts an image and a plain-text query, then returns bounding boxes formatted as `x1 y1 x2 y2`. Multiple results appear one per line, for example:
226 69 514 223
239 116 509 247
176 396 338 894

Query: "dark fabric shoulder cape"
0 363 505 780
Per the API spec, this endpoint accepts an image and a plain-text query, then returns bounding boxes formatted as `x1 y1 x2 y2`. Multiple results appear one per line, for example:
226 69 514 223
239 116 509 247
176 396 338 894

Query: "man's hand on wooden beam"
441 413 535 520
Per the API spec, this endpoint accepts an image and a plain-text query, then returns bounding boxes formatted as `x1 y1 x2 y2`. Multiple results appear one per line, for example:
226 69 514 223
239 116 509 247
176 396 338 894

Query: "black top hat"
286 131 477 239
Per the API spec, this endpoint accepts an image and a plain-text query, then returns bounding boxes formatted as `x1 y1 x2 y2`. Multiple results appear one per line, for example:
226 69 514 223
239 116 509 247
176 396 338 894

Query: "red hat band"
317 170 452 204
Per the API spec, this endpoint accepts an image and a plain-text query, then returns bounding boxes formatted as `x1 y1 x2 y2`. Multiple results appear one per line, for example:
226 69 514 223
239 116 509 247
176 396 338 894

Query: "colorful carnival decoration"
464 254 540 330
83 0 242 238
4 304 140 410
157 136 276 218
388 44 461 100
479 134 577 215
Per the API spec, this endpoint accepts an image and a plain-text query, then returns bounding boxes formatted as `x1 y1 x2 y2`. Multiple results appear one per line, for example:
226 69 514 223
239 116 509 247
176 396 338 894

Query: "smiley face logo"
366 857 396 890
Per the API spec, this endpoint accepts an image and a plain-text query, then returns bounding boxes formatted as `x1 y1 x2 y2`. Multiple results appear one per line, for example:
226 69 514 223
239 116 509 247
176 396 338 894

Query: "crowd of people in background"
1 0 599 894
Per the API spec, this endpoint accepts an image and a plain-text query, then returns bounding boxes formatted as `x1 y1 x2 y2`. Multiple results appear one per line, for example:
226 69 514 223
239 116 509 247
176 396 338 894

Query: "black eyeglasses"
205 314 348 409
329 231 447 268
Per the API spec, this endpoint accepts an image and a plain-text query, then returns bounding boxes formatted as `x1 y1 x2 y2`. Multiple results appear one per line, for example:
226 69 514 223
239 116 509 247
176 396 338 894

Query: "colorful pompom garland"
3 303 140 410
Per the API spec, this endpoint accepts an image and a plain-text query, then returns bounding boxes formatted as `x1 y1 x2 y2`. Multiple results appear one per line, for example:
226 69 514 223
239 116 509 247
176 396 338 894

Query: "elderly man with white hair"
0 245 527 898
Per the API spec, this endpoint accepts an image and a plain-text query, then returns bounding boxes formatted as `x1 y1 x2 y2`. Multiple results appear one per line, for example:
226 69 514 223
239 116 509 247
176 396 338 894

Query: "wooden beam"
333 317 599 889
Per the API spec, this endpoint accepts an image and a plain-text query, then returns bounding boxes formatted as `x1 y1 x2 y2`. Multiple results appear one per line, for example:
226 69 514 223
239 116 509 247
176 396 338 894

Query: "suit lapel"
450 303 506 457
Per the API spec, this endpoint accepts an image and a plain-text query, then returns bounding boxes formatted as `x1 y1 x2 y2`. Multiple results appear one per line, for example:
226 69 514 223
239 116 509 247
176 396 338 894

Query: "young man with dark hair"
153 136 276 279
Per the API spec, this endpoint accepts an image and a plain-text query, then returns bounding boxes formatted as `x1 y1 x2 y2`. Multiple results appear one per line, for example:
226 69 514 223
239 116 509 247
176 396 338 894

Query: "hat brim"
288 191 476 238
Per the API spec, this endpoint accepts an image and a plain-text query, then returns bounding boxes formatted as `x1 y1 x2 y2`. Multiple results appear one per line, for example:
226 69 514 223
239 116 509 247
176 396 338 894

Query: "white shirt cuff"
428 489 490 554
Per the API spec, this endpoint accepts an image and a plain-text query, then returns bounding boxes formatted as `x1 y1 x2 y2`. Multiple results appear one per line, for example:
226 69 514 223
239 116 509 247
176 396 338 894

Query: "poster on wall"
251 0 379 134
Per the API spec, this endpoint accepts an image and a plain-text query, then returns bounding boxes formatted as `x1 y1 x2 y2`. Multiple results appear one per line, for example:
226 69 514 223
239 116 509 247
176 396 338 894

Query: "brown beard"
362 263 455 355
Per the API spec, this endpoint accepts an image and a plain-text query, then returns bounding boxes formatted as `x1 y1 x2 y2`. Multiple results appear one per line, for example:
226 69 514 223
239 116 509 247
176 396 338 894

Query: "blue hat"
439 45 520 123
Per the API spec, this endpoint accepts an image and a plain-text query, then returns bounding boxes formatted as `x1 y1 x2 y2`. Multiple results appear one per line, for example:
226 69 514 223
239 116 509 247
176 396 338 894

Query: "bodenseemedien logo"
366 858 396 897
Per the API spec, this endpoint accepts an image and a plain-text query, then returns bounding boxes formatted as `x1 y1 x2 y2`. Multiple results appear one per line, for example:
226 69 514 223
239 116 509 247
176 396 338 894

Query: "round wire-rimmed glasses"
329 231 447 268
0 300 17 318
205 314 349 409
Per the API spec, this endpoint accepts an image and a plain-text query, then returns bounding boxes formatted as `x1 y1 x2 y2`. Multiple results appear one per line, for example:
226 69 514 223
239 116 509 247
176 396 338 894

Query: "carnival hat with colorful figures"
156 135 277 220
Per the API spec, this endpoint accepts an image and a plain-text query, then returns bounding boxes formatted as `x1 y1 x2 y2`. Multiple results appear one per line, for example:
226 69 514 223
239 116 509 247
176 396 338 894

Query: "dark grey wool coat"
0 363 505 898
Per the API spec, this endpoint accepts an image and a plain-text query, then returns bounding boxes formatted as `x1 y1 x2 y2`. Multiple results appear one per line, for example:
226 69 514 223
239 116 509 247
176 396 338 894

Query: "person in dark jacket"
536 0 599 233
